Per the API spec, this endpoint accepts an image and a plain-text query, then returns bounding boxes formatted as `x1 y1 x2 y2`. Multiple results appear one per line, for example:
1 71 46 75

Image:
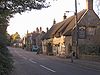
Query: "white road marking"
22 57 27 60
40 65 56 73
29 59 37 63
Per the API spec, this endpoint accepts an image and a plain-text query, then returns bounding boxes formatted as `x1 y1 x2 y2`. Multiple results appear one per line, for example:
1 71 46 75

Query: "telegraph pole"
75 0 78 59
65 0 79 59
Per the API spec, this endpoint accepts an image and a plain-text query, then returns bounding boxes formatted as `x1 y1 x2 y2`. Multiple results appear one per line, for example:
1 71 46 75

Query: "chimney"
63 13 67 20
36 27 39 33
40 27 42 33
53 19 56 25
86 0 93 10
46 27 49 32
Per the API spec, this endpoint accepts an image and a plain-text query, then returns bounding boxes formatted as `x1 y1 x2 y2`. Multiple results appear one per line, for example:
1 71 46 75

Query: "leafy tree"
11 32 20 42
0 31 14 75
0 45 13 75
0 0 53 75
0 0 58 74
0 0 50 15
6 33 12 46
0 0 51 31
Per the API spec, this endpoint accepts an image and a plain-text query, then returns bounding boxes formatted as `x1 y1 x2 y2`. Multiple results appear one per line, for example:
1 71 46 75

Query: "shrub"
79 45 100 55
0 31 13 75
0 45 13 75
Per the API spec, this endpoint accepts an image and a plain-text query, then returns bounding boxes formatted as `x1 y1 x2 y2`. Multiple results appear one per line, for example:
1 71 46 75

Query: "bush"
79 45 100 55
0 45 13 75
0 35 13 75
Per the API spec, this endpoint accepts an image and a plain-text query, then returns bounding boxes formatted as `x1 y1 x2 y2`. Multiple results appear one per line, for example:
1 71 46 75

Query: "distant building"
23 27 45 51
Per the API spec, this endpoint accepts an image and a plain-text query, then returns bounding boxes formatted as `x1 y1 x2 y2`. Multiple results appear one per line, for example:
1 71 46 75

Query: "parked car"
32 45 39 52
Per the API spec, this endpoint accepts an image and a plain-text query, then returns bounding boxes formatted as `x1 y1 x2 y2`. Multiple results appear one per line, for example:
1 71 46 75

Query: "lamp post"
66 0 79 59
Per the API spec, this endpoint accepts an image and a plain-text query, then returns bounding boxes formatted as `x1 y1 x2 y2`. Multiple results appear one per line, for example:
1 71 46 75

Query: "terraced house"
42 0 100 58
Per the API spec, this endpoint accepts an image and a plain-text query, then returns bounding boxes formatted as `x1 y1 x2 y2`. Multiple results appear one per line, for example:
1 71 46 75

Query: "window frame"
78 26 86 39
86 26 96 36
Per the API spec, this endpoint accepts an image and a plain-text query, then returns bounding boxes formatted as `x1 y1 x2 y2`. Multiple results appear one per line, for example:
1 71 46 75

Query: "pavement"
39 54 100 72
72 59 100 72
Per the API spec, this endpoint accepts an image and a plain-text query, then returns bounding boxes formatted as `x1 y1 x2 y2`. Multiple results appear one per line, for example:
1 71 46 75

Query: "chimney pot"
63 13 67 20
36 27 39 33
53 19 56 25
40 27 42 33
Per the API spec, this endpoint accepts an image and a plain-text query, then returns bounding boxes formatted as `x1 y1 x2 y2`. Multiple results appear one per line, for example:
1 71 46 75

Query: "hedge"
0 44 13 75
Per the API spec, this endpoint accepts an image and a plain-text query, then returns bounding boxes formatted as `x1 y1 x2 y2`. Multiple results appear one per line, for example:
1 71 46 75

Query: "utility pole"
65 0 79 59
75 0 78 59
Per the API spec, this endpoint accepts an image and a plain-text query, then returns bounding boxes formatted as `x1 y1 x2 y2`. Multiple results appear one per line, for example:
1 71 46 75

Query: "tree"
0 0 50 15
0 0 51 30
0 0 55 75
10 32 21 44
6 33 11 46
0 31 14 75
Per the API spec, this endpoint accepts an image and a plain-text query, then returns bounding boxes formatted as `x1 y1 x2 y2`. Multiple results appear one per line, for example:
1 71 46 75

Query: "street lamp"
66 0 78 59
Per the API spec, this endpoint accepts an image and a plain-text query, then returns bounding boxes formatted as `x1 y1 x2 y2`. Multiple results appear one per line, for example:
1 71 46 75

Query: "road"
8 47 100 75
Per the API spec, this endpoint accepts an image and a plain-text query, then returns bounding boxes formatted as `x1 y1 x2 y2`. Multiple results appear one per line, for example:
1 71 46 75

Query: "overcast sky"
7 0 98 38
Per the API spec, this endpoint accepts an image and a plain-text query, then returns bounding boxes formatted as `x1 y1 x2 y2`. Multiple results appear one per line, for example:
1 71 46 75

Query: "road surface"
8 47 100 75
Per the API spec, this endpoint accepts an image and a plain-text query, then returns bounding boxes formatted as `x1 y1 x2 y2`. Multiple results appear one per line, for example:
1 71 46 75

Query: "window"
87 27 96 36
78 26 86 39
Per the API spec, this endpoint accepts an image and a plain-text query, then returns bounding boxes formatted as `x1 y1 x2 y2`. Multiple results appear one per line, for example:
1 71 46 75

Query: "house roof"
54 9 86 37
42 21 65 40
55 15 74 37
78 10 100 26
63 9 100 36
42 9 86 40
63 9 87 36
42 9 100 40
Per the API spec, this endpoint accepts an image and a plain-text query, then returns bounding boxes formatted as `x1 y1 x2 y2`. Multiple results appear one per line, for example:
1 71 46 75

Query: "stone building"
63 0 100 58
42 0 100 58
41 18 66 55
23 27 45 51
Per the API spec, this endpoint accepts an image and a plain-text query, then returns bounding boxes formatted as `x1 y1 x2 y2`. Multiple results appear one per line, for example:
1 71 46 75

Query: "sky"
7 0 98 38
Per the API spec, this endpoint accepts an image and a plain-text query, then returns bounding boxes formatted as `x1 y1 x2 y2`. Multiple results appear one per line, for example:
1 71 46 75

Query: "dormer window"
86 26 96 36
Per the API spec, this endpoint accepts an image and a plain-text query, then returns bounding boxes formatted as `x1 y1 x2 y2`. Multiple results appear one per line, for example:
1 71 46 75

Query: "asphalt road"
8 47 100 75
